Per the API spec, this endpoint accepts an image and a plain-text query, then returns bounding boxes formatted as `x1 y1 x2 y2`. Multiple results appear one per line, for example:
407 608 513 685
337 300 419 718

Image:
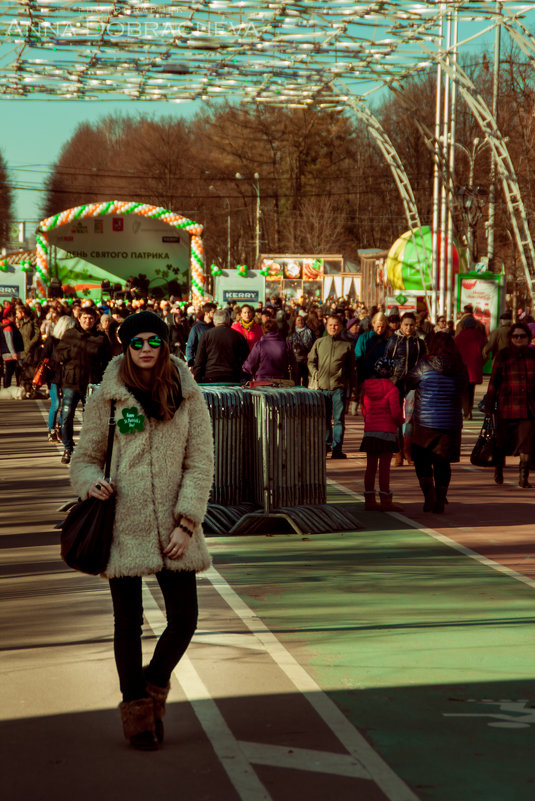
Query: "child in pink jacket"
360 358 404 511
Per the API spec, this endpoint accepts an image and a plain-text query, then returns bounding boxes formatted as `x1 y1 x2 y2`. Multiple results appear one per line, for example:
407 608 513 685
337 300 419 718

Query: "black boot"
433 486 448 514
519 456 532 489
61 449 72 465
418 477 436 512
494 463 504 485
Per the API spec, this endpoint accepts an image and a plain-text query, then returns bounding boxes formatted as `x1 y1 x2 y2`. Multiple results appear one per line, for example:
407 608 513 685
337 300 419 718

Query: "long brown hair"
118 341 181 422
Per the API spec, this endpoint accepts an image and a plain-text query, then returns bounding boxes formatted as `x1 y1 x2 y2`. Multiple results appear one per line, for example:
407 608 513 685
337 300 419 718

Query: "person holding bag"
70 310 214 751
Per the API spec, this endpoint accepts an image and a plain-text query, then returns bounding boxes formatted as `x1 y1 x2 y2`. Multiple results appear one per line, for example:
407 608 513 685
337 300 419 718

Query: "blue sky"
2 99 200 225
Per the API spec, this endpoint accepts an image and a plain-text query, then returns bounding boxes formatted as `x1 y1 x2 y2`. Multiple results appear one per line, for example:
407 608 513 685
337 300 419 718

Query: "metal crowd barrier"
246 387 326 509
200 385 362 536
200 386 252 506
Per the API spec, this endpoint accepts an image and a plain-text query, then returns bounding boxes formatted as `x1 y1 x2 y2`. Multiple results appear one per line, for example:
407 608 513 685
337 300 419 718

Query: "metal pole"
431 5 445 322
446 8 458 322
254 172 260 263
487 1 501 270
227 205 231 270
439 9 451 318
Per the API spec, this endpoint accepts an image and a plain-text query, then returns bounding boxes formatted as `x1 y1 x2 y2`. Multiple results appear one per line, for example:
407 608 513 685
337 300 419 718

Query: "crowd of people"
1 292 535 497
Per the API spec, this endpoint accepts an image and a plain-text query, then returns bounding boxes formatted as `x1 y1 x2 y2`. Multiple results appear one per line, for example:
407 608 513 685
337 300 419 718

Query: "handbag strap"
103 399 116 481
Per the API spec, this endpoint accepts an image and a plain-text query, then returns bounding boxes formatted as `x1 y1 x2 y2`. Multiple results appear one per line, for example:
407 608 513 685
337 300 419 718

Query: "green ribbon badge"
117 406 145 434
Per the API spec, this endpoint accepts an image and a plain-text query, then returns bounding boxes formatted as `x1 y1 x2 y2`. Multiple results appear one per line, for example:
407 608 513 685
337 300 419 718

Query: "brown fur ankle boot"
378 491 404 512
144 674 170 744
119 697 158 751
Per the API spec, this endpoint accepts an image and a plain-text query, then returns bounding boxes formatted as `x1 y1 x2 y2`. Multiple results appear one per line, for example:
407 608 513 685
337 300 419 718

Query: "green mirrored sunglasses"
129 335 163 350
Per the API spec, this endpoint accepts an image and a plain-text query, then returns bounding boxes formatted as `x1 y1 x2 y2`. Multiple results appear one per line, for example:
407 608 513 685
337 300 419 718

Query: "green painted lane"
207 510 535 801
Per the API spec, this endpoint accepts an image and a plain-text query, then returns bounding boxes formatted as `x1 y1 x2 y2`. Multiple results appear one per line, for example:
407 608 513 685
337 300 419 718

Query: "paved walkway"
1 389 534 801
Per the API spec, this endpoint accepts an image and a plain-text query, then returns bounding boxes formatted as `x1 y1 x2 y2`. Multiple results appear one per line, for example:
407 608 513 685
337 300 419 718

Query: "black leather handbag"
59 400 116 575
470 414 497 468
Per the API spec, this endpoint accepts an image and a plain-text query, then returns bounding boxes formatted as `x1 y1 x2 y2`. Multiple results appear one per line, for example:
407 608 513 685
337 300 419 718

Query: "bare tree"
0 151 14 248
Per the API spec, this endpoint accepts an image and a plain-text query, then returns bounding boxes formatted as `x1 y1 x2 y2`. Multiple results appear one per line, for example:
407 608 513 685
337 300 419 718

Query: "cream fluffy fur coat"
70 355 214 578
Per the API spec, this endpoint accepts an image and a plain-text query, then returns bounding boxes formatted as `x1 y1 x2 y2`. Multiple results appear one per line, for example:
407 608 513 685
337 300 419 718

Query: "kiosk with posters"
259 254 354 302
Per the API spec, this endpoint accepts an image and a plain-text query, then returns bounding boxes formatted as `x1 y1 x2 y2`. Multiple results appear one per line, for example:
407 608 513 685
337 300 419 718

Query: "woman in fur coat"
70 310 214 751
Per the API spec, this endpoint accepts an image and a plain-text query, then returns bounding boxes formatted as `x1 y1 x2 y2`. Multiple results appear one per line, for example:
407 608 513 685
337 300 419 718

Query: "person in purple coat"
242 318 298 383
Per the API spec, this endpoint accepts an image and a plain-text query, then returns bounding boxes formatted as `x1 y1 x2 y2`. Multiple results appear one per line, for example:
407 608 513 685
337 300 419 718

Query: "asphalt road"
1 391 534 801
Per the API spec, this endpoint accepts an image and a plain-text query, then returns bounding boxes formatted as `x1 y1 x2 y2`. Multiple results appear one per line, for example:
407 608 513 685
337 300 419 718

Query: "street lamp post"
235 172 260 263
457 185 488 265
455 138 490 267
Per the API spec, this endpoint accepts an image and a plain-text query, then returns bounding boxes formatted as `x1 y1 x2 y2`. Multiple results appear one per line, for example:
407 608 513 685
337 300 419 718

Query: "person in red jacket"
231 304 263 351
454 315 486 419
359 358 404 511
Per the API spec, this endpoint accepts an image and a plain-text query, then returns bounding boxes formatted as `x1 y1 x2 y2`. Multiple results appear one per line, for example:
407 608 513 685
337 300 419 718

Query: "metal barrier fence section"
201 386 253 506
201 385 362 536
247 388 326 510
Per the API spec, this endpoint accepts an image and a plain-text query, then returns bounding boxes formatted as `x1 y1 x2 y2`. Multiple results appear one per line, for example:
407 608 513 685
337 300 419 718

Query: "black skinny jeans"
411 443 452 489
3 360 20 388
109 569 198 702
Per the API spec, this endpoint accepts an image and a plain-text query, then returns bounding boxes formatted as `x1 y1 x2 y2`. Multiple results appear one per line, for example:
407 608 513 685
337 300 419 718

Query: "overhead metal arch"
343 93 432 309
419 42 535 303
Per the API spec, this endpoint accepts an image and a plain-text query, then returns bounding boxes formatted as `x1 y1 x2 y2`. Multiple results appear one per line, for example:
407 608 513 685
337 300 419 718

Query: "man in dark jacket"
384 312 426 465
482 311 512 363
287 315 315 386
308 315 357 459
1 306 24 388
16 303 42 396
56 307 112 463
193 308 249 384
185 302 216 368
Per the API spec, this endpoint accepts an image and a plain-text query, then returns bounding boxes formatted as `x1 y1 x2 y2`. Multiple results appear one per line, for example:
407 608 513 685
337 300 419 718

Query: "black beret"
118 310 169 353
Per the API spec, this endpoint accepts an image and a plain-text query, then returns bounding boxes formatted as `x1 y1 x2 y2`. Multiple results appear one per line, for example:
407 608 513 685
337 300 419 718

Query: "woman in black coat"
42 315 75 440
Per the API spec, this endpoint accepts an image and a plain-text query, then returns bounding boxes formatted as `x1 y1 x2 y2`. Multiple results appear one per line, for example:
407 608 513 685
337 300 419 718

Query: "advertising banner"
385 296 417 315
457 272 504 374
259 256 328 281
47 214 190 282
214 270 265 306
0 267 26 302
457 272 504 336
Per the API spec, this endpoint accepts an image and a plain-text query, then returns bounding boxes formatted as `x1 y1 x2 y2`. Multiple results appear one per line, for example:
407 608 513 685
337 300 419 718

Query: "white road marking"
327 478 535 591
204 567 421 801
141 581 273 801
194 630 267 651
141 573 421 801
240 742 369 778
